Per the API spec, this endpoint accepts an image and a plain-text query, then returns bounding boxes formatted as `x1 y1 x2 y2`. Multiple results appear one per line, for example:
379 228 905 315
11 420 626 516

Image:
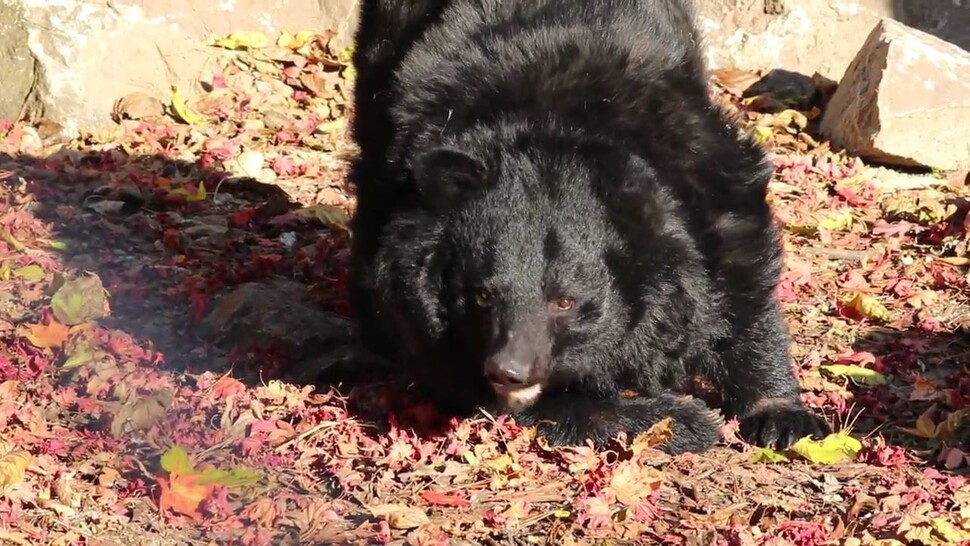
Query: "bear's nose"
484 360 530 387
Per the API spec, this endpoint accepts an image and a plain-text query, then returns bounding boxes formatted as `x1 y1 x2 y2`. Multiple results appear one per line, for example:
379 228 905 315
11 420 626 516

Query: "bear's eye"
551 297 576 312
474 288 494 307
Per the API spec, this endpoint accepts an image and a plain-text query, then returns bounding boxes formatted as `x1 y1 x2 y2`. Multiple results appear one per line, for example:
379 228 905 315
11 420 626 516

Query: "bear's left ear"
411 146 489 212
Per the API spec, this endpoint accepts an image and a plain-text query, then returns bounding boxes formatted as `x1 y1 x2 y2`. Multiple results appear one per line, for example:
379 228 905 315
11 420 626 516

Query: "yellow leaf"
790 430 862 464
170 181 207 203
0 262 10 281
338 46 355 65
277 30 316 50
629 417 674 454
207 30 268 50
931 517 970 542
170 86 205 126
0 449 32 489
293 204 350 236
819 364 888 386
751 447 789 463
12 265 45 282
751 125 773 144
842 293 890 322
818 211 854 232
0 230 26 252
553 509 572 519
484 454 514 473
462 451 479 466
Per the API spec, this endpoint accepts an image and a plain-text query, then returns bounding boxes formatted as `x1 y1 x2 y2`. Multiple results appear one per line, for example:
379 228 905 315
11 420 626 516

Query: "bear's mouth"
491 382 543 412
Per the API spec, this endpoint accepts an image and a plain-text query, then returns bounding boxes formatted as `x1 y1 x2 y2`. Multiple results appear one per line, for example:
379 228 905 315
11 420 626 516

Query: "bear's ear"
411 147 489 212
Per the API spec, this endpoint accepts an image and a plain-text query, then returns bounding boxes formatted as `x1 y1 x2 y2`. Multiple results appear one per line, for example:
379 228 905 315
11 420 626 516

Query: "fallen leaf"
112 92 165 121
12 265 45 282
819 364 888 386
789 430 862 464
110 389 173 437
23 320 71 349
207 30 268 50
277 30 317 51
0 230 26 252
629 417 674 454
171 86 206 126
818 211 855 232
387 507 431 530
0 450 32 489
299 70 339 98
419 490 470 509
158 472 215 521
930 517 970 543
61 336 107 370
609 462 663 506
751 447 790 463
198 467 261 488
169 181 207 203
50 274 109 325
293 204 350 236
161 446 195 475
840 293 890 322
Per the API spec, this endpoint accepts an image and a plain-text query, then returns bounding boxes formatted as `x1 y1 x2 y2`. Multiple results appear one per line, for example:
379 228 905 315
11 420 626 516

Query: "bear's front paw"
525 394 723 455
739 400 830 450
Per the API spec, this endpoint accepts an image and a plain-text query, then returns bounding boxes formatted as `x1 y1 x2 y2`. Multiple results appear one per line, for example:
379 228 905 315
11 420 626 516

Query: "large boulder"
0 0 358 135
820 18 970 172
1 0 967 137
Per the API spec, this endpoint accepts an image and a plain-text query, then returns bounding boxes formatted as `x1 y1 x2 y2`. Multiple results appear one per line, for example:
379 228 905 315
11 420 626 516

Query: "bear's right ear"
411 147 489 212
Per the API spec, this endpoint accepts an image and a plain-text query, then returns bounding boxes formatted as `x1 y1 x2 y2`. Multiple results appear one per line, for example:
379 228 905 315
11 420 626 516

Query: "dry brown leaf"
299 71 340 98
110 389 173 437
112 92 165 121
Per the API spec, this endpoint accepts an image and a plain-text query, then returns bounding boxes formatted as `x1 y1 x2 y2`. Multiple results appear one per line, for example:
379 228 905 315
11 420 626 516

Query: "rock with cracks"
820 18 970 172
0 0 357 137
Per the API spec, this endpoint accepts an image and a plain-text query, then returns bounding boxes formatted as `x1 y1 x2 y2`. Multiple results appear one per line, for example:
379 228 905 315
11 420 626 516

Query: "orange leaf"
419 490 469 508
24 320 70 349
157 471 216 520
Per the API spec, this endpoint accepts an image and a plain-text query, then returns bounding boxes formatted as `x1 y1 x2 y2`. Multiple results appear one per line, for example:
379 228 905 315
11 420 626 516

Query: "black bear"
344 0 831 454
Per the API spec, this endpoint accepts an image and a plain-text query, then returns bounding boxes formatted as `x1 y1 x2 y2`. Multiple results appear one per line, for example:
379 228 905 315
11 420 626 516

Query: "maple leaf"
789 430 862 464
608 462 663 507
751 447 790 463
157 471 216 521
22 320 70 349
838 293 890 322
419 490 469 508
0 450 32 489
818 364 888 386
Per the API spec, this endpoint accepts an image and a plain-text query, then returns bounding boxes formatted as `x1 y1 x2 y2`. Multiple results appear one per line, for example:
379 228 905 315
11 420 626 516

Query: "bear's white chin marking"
497 383 543 412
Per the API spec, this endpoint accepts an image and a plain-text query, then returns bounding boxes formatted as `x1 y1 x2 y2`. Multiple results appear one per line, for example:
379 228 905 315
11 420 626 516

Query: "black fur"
345 0 830 455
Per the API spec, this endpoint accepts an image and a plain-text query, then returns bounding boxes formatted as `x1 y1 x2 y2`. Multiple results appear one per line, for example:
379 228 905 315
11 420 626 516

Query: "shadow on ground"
891 0 970 51
1 148 465 441
849 325 970 452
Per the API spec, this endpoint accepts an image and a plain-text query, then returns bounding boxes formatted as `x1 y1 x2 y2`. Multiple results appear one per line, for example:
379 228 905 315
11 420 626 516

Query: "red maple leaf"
419 490 470 508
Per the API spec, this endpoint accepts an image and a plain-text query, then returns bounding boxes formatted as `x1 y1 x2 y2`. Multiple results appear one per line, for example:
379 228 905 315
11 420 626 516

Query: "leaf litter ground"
0 29 968 546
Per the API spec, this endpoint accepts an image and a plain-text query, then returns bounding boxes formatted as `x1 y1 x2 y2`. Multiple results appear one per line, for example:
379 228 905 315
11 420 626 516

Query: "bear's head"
406 132 690 411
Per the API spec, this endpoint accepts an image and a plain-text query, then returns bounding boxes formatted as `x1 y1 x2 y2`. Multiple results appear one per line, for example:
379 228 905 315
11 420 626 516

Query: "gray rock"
0 0 358 134
3 0 967 137
820 18 970 171
695 0 969 81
